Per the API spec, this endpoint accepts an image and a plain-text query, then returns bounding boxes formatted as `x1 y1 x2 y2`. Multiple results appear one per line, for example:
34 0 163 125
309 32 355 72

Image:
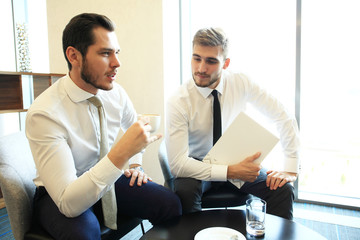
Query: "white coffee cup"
137 114 161 133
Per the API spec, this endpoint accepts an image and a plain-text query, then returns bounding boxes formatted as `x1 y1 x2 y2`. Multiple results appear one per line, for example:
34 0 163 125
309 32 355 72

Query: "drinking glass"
246 198 266 237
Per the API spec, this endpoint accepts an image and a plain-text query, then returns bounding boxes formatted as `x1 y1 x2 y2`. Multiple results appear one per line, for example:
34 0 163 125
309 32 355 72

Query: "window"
0 0 49 137
299 0 360 207
11 0 49 73
181 0 297 170
181 0 360 208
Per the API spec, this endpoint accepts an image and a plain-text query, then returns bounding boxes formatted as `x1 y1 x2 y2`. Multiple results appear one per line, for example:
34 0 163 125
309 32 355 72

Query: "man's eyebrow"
206 57 219 62
98 48 117 52
192 54 219 62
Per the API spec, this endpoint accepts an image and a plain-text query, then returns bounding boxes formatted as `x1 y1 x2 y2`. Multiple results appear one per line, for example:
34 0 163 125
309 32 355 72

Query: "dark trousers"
174 169 294 220
33 175 182 240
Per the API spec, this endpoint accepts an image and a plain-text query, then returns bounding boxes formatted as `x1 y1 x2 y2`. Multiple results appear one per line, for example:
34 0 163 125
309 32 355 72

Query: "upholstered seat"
0 131 143 240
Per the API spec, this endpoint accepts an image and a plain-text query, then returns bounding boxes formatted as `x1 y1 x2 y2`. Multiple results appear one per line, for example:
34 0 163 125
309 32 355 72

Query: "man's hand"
121 117 162 154
124 166 153 187
227 152 262 182
266 170 297 190
108 117 162 169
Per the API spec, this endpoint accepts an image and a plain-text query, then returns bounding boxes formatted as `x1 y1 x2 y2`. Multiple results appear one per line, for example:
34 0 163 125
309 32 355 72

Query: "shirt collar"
64 74 96 102
193 73 224 99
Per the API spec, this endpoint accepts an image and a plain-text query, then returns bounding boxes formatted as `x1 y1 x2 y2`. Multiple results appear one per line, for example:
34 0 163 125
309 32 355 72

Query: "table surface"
141 209 327 240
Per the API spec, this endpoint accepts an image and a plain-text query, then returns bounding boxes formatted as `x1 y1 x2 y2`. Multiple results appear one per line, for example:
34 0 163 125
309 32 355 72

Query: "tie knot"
211 90 218 98
88 96 103 108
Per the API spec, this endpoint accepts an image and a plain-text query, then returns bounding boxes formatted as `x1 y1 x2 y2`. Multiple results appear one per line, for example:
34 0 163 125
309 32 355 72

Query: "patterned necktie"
88 96 118 230
211 90 222 145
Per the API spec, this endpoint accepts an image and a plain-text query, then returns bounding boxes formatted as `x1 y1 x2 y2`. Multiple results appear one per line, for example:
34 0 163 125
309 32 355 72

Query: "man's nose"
112 55 121 68
198 60 207 73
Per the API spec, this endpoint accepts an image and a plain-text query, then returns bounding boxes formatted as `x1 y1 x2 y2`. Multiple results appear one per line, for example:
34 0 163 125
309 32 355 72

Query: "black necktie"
211 90 222 145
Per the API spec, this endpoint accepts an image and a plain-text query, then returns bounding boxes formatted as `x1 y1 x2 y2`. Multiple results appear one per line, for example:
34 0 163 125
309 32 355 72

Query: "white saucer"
194 227 245 240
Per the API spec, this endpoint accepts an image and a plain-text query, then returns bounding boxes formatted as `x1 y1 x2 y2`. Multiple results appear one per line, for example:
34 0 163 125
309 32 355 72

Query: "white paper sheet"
203 112 279 166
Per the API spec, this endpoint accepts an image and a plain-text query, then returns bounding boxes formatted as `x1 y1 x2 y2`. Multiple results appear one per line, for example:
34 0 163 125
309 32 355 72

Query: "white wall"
46 0 169 184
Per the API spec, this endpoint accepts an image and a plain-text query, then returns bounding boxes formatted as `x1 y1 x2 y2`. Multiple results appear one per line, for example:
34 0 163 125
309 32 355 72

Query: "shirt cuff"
90 155 123 185
210 164 228 181
128 152 142 166
283 157 299 173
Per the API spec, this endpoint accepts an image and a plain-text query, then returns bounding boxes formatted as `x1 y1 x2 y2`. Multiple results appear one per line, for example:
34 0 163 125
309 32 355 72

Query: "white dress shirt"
166 70 300 186
26 74 141 217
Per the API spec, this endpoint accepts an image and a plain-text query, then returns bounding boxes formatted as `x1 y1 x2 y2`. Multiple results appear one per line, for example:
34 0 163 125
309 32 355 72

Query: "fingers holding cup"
137 114 162 147
138 114 161 133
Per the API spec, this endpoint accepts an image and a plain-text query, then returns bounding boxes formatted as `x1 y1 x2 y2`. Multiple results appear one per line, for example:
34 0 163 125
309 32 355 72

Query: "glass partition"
0 0 16 71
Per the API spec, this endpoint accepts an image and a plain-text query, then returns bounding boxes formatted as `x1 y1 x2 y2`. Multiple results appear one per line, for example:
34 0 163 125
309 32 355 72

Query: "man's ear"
223 58 230 69
66 46 82 68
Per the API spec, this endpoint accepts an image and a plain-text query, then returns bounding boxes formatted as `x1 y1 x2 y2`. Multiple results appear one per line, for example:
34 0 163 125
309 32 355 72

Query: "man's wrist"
130 166 144 172
227 165 236 179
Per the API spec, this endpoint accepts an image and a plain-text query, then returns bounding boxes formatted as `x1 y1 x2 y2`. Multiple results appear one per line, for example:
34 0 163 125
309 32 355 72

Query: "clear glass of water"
246 198 266 237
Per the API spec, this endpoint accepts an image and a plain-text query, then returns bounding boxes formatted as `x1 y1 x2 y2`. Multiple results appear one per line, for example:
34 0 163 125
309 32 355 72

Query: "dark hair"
62 13 115 70
193 28 229 59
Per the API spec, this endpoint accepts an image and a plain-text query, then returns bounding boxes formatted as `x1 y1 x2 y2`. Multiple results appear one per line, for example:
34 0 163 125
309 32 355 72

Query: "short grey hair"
192 28 229 59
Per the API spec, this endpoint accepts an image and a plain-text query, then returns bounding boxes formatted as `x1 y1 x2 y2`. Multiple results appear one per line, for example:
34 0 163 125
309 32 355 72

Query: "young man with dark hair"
26 13 181 239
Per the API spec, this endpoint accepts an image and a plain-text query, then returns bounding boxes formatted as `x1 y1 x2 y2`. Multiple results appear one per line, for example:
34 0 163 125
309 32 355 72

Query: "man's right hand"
108 117 162 169
227 152 261 182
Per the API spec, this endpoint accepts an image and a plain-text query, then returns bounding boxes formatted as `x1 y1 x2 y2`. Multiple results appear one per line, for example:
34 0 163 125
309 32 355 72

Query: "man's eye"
102 52 110 56
207 60 218 64
193 57 201 62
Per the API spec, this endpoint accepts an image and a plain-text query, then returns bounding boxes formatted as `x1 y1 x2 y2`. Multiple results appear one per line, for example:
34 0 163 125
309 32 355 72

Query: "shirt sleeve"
166 97 228 181
26 110 123 218
243 74 300 173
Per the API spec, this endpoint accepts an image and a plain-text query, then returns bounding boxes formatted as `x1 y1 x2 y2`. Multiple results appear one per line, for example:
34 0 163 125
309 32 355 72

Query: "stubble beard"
81 59 112 91
193 72 219 88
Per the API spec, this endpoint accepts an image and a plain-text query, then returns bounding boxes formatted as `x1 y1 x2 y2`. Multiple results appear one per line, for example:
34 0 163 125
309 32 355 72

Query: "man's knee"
174 178 202 214
156 188 182 221
267 183 295 220
279 182 295 200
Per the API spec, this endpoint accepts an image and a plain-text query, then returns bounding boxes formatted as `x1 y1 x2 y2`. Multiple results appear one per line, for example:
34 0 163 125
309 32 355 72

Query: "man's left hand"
124 166 153 187
266 170 297 190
